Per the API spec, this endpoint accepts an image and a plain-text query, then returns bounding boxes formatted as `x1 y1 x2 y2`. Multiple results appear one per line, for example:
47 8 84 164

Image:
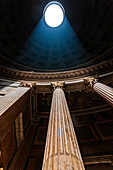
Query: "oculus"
44 1 65 28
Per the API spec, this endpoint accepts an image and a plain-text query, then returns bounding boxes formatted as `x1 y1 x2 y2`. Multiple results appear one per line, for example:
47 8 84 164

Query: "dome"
0 0 113 75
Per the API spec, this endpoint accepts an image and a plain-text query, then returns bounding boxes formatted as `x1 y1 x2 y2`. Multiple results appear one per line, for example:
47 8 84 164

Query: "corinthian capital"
19 81 36 88
51 81 65 89
84 77 98 86
84 77 98 93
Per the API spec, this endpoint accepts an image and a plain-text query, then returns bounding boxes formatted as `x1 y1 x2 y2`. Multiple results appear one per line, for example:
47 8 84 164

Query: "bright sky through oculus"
44 2 64 28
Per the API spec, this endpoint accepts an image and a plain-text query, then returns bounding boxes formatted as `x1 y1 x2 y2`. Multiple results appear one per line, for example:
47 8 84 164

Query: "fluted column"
84 77 113 107
93 82 113 107
42 83 85 170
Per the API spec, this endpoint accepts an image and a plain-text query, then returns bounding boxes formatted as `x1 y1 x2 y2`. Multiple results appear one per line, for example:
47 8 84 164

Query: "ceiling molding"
0 58 113 82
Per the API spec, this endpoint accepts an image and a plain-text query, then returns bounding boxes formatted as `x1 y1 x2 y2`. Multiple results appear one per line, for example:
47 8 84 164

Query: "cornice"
0 59 113 82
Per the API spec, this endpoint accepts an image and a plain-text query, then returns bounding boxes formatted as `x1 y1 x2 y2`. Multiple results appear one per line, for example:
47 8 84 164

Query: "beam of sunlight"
19 16 89 71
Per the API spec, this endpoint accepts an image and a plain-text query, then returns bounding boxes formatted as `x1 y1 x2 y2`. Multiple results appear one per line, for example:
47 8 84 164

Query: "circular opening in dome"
44 1 65 28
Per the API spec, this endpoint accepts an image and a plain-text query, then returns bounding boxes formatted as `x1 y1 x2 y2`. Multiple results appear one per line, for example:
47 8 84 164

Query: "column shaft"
93 82 113 107
42 88 85 170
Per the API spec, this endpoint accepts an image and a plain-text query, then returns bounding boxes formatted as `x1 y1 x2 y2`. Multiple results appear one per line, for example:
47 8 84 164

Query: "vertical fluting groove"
59 92 63 154
60 90 67 169
58 90 60 170
94 82 113 91
52 93 57 170
42 88 85 170
57 91 59 170
63 94 72 153
61 93 69 154
62 93 76 154
94 88 112 101
97 87 113 94
94 85 113 96
93 82 113 106
62 91 81 169
62 93 75 155
62 92 84 168
61 91 74 168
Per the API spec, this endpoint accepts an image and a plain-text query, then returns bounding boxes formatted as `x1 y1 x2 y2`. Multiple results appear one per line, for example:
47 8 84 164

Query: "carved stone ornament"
19 81 32 87
84 77 98 93
0 58 113 81
19 81 36 88
51 81 65 89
